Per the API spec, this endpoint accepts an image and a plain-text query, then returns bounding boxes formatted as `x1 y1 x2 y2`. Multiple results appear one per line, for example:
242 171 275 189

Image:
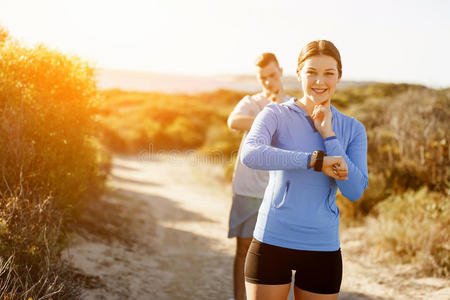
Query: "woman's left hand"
311 104 334 137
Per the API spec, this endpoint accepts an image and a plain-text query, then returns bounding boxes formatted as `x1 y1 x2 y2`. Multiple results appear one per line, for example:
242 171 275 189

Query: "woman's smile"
312 87 328 95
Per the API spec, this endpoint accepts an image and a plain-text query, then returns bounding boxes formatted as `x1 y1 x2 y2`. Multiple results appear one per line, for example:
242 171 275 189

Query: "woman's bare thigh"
294 286 338 300
245 282 291 300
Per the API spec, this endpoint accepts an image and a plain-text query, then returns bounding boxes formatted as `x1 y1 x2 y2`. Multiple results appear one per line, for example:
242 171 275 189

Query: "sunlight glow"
0 0 449 87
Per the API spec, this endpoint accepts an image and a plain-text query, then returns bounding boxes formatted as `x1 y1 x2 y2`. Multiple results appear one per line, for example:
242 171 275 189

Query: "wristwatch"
312 150 326 172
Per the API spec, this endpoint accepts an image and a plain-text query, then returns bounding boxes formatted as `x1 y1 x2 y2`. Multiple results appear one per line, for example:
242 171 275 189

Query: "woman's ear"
297 67 302 82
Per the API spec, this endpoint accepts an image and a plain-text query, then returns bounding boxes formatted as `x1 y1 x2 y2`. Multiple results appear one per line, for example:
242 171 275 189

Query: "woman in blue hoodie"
241 40 369 300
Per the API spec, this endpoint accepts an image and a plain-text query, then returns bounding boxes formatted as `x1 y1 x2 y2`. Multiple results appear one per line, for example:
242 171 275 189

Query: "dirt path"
63 153 449 300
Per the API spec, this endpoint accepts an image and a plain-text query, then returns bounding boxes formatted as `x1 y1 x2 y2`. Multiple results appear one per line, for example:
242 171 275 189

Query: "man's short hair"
254 52 279 68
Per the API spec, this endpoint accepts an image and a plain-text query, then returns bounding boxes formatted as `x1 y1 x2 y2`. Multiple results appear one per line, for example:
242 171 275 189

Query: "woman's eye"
326 72 335 76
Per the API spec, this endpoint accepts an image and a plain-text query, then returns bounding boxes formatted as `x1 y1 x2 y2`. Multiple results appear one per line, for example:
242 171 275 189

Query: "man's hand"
268 90 285 103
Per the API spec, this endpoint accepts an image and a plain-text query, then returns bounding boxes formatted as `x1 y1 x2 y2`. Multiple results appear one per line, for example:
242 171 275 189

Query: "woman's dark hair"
297 40 342 78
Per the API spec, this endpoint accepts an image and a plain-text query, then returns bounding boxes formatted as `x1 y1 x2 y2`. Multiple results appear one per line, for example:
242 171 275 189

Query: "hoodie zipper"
273 180 290 208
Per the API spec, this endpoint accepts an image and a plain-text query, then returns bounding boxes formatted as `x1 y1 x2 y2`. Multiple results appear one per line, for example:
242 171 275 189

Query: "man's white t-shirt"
228 93 291 198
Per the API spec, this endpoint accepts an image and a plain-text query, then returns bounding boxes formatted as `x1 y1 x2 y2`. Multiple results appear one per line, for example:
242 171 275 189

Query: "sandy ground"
63 153 450 300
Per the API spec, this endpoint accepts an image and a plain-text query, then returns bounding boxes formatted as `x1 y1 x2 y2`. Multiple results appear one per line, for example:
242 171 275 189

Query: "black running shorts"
245 238 342 294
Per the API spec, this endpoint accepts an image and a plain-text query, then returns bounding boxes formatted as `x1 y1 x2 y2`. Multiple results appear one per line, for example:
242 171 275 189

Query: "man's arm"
227 95 259 132
227 114 255 132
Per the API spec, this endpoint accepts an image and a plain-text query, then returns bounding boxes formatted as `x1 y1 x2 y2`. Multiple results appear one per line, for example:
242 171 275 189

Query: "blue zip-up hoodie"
240 97 368 251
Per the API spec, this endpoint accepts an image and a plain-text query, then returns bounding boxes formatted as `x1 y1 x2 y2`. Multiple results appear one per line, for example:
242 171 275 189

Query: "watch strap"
313 150 326 172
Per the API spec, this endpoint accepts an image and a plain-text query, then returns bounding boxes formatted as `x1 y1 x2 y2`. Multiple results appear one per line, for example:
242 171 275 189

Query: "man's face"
256 61 283 96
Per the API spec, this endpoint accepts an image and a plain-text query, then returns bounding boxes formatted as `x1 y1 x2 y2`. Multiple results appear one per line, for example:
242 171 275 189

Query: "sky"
0 0 449 88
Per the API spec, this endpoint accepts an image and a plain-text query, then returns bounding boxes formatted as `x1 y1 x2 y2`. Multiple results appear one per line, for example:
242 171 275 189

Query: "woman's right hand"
322 156 348 180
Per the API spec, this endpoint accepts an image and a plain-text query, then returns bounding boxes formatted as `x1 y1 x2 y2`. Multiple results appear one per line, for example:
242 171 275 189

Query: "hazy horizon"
1 0 449 89
96 68 437 94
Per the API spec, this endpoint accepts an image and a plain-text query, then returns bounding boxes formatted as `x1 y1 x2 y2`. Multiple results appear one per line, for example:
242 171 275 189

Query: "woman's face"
298 55 340 105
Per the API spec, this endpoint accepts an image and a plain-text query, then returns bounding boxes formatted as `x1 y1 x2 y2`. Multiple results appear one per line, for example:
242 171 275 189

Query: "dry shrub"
366 186 449 277
337 86 449 222
367 89 448 191
0 196 80 299
337 172 390 224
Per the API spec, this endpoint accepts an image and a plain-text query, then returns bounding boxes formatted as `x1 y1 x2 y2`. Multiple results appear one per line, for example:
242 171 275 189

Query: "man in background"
227 53 290 300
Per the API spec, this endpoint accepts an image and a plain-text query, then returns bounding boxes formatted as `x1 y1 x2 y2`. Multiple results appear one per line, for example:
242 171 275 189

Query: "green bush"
96 89 246 154
0 26 109 298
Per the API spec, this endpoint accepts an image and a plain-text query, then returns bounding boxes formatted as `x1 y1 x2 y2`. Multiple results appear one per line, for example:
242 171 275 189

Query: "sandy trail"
63 153 449 300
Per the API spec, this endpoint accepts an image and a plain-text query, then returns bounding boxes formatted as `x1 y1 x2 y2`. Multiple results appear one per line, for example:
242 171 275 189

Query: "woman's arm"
324 121 369 201
240 104 313 170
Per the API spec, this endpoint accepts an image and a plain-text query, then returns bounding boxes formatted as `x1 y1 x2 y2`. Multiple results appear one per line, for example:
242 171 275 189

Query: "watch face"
312 151 318 161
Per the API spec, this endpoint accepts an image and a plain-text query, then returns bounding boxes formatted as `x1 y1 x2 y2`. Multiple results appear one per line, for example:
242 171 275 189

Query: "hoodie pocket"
326 188 339 217
272 180 290 208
